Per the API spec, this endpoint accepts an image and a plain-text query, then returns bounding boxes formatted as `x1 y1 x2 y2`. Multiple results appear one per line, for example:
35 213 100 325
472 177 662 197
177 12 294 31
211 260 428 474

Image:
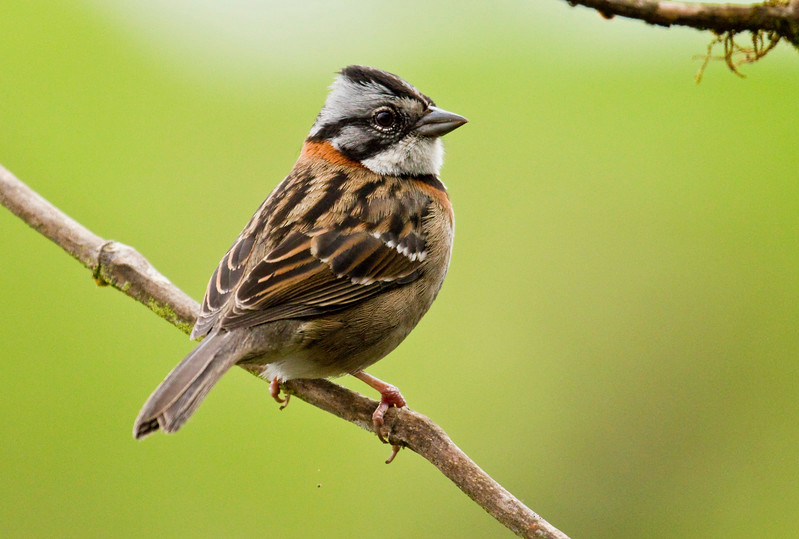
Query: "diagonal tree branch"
561 0 799 46
0 163 570 539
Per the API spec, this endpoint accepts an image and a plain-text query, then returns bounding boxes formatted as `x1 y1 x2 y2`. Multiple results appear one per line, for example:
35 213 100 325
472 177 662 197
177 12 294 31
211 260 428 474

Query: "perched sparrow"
133 65 467 447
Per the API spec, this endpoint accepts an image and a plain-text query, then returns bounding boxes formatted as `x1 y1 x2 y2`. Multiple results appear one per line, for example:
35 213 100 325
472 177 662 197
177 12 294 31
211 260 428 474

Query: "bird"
133 65 467 449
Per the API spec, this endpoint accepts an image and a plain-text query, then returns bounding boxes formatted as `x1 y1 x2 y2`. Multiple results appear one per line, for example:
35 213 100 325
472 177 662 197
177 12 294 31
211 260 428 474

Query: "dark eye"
374 108 396 129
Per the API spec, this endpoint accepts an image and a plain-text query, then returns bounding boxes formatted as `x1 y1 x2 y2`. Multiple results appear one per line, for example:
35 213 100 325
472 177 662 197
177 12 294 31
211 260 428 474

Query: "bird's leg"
353 371 406 451
269 377 290 410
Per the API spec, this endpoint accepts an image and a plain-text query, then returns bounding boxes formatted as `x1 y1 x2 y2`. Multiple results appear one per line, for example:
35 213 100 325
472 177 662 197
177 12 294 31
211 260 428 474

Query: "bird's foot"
354 371 405 461
370 383 406 442
269 377 290 410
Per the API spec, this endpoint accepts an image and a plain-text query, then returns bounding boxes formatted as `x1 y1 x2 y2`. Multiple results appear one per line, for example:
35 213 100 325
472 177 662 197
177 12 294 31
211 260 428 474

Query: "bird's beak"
415 106 468 137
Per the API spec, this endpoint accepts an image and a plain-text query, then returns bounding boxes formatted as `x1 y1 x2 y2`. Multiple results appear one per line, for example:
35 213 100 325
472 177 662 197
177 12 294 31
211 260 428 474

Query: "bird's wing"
192 172 435 337
217 225 425 329
191 218 261 339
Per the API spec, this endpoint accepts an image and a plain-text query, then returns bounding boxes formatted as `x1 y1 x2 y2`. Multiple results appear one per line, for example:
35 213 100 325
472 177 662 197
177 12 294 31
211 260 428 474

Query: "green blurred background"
2 1 798 537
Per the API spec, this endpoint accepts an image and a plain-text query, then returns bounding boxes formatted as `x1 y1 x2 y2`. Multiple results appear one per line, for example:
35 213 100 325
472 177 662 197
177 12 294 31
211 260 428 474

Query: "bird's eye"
374 108 396 129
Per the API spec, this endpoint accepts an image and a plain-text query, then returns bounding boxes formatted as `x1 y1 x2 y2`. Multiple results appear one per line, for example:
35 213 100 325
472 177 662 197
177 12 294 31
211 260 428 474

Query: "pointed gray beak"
415 106 468 137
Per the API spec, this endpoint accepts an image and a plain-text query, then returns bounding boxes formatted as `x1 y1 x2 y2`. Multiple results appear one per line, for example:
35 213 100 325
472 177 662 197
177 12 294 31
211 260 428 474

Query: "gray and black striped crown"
337 65 435 107
307 65 459 177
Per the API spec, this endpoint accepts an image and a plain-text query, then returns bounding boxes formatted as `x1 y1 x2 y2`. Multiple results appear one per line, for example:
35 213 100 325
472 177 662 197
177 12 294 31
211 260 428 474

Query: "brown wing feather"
191 163 436 336
219 227 422 329
191 230 258 339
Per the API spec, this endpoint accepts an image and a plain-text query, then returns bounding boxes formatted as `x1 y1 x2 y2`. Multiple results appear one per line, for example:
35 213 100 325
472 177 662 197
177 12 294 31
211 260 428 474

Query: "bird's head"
307 65 467 177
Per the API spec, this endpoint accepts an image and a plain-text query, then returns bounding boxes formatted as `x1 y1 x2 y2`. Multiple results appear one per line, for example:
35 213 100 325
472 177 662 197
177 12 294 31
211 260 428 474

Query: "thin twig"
0 163 570 539
561 0 799 46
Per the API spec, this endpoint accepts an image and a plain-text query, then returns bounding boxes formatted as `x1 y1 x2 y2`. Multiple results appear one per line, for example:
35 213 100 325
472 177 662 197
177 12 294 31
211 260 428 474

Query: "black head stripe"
307 117 364 143
340 65 433 106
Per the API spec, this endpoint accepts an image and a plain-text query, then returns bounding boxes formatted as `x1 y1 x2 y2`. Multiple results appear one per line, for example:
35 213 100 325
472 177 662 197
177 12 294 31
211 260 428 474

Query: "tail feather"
133 331 238 439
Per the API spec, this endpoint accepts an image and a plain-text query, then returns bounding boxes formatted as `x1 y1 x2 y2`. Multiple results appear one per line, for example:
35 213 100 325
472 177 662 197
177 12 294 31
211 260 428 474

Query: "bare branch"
0 162 570 539
562 0 799 45
0 165 197 333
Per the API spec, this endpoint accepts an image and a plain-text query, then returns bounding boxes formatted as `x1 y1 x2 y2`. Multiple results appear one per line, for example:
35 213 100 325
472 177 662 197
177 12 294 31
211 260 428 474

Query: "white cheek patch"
362 137 444 176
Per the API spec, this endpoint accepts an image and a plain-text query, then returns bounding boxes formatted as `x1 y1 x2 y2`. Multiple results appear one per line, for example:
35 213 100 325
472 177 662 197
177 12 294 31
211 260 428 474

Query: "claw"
385 444 401 464
269 377 290 410
353 371 406 444
372 400 390 443
279 394 290 410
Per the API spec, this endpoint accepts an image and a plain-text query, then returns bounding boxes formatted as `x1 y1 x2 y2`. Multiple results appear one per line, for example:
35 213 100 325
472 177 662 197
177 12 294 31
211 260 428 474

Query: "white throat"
358 136 444 176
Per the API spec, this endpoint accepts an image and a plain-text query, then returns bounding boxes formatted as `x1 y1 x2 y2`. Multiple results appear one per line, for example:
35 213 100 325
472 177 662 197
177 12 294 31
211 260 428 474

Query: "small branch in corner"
560 0 799 78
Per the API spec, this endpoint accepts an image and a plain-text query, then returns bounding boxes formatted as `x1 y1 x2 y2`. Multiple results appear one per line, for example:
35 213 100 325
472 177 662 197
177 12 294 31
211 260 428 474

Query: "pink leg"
353 371 406 458
269 377 290 410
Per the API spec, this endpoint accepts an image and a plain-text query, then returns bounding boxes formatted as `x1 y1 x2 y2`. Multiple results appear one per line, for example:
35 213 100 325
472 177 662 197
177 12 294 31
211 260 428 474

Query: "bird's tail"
133 331 239 439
